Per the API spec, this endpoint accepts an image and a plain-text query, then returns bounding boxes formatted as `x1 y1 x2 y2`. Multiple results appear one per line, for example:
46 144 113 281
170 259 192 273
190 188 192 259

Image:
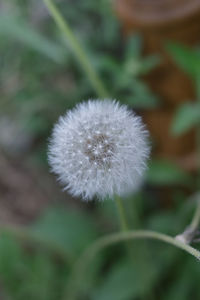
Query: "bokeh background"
0 0 200 299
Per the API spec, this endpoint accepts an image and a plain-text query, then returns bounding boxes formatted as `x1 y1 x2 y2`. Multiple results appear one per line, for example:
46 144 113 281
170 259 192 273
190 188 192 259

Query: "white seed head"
48 99 150 200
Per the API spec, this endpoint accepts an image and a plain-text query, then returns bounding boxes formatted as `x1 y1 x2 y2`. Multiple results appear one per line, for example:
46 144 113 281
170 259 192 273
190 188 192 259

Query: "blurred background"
0 0 200 299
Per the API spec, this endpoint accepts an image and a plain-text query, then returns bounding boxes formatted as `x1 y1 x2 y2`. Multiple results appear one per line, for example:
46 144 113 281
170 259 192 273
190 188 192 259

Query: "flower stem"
114 195 155 300
194 76 200 188
42 0 108 98
176 78 200 244
175 193 200 244
189 76 200 233
114 195 129 231
65 230 200 300
190 194 200 231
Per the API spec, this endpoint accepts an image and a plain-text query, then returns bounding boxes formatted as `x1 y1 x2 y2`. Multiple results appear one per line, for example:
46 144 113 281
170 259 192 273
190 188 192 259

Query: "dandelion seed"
48 99 150 200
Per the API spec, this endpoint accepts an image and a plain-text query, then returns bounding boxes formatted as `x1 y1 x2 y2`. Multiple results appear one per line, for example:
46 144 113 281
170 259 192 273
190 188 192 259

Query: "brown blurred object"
115 0 200 169
0 151 57 225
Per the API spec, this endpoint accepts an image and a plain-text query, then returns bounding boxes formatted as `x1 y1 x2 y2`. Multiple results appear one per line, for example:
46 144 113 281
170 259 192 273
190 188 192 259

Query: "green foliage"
0 0 160 164
146 159 192 186
0 15 66 63
163 259 200 300
0 234 63 300
92 258 145 300
0 207 102 300
171 102 200 135
95 35 160 108
166 42 200 78
167 42 200 136
30 206 98 258
0 1 200 300
0 200 199 300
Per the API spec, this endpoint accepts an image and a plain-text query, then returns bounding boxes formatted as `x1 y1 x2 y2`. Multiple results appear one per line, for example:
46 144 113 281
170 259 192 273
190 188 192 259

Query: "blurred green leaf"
0 233 25 291
146 159 192 186
0 15 66 63
92 259 142 300
125 34 143 59
30 206 98 258
140 55 160 73
124 55 160 77
163 261 194 300
92 255 162 300
147 212 176 235
171 102 200 135
125 79 159 109
124 35 160 77
0 234 63 300
166 42 200 78
16 252 58 300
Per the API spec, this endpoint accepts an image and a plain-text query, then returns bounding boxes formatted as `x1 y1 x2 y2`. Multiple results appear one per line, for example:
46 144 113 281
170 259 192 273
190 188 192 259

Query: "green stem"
65 230 200 300
43 0 108 98
178 78 200 243
190 193 200 231
115 196 155 300
175 193 200 244
114 195 137 268
114 195 129 231
195 77 200 187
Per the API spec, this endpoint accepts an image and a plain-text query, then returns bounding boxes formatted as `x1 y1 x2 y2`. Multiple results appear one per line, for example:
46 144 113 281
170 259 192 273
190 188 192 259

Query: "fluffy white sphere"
48 99 150 200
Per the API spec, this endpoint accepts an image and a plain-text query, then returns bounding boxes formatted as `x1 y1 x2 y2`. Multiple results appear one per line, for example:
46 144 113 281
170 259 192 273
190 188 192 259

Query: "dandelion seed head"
48 99 150 200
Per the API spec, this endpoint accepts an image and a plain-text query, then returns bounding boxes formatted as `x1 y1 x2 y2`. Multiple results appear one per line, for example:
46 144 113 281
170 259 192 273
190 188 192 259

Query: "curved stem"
65 230 200 300
175 193 200 244
43 0 108 98
195 77 200 187
190 194 200 231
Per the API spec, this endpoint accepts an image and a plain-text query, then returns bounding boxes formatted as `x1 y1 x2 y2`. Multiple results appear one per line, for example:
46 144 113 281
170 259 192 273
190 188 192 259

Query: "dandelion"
48 99 150 200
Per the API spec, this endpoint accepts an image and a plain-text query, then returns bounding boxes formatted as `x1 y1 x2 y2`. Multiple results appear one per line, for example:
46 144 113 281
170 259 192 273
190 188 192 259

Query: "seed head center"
84 134 114 165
